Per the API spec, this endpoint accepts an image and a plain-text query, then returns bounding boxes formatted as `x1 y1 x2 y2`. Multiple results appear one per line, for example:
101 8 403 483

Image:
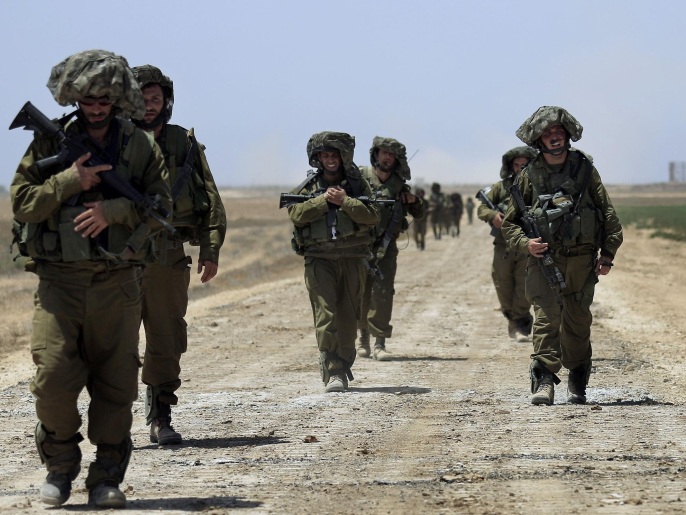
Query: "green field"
611 192 686 241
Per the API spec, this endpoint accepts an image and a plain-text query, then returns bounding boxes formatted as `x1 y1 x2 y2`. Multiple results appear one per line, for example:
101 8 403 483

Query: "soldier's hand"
595 258 613 276
74 201 109 238
401 192 417 204
492 212 504 229
527 237 548 258
324 186 346 206
71 153 111 191
198 260 218 283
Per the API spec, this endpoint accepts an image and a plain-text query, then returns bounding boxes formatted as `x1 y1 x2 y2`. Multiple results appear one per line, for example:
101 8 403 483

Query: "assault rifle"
279 192 396 209
476 186 503 237
508 183 567 305
9 101 175 234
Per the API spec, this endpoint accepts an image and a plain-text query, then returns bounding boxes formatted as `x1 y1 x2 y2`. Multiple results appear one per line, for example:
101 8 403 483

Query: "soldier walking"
10 50 171 508
357 137 426 360
132 65 227 445
502 106 623 406
287 132 380 392
477 146 537 342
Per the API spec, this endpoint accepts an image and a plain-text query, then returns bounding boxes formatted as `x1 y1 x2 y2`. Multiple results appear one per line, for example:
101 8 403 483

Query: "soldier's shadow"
384 356 468 362
60 496 262 511
350 386 432 394
136 435 289 451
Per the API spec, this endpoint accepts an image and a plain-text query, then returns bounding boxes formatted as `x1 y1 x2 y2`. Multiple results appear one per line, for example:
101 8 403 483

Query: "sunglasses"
79 96 113 107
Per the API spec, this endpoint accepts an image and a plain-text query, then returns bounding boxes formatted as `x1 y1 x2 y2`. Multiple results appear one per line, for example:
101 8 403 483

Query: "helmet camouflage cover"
515 106 583 147
131 64 174 124
370 136 411 181
307 131 360 178
500 146 538 179
47 49 145 119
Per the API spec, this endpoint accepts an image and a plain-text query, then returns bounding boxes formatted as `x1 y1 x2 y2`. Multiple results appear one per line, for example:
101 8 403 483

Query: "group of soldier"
288 106 623 413
9 47 623 509
10 50 225 508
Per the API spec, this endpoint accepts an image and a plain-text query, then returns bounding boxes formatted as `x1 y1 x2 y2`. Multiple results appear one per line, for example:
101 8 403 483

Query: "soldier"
428 182 444 239
477 146 537 342
131 65 227 446
356 137 426 360
465 196 475 224
449 192 464 237
10 50 171 508
413 187 427 250
288 132 380 392
502 106 623 406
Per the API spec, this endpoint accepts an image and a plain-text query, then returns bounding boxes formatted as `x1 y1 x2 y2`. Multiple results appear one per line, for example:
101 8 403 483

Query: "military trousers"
141 242 191 404
30 267 141 446
492 243 530 320
304 255 365 365
525 251 598 373
357 241 398 339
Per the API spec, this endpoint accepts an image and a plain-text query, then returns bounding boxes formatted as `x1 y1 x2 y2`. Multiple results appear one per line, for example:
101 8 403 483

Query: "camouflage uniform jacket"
360 166 426 244
288 173 380 257
156 124 226 264
11 117 170 282
502 151 623 259
477 178 512 246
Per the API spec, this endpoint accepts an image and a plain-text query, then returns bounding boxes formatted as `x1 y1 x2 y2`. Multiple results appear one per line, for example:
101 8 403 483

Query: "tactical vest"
16 118 156 264
527 151 601 248
292 173 372 249
360 166 409 240
159 124 210 231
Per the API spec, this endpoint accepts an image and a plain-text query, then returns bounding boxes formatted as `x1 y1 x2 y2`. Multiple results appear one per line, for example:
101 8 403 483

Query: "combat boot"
357 329 371 358
150 415 182 445
515 315 533 342
373 337 391 361
88 482 126 508
568 363 591 404
40 469 79 506
325 373 348 393
530 361 556 406
35 424 83 506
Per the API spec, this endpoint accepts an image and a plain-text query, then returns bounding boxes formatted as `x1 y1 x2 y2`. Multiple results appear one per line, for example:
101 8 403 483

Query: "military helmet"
369 136 411 181
47 49 144 119
500 146 538 179
431 182 441 194
515 106 583 147
307 131 360 178
131 64 174 125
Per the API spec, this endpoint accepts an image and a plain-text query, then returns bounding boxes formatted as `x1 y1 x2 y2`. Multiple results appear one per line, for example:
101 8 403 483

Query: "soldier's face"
512 156 529 175
319 151 341 173
142 84 165 125
78 97 113 125
539 125 567 152
377 149 397 172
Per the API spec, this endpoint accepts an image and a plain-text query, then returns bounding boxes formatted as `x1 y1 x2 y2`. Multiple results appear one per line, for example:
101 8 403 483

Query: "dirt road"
1 190 685 514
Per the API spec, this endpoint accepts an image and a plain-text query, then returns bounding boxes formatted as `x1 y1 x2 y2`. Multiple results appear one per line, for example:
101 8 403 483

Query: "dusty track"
1 190 685 514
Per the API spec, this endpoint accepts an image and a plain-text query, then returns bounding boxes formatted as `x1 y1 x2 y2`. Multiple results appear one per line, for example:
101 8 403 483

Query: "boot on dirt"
88 482 126 508
514 315 533 342
568 363 591 404
325 373 348 393
150 403 182 445
40 469 79 506
530 361 555 406
373 337 391 361
357 329 371 358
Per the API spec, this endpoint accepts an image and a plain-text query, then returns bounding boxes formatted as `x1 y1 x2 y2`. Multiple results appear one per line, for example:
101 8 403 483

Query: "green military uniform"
288 132 380 390
357 137 425 357
10 50 171 506
465 197 475 224
448 193 464 237
502 106 623 405
428 182 444 239
477 146 537 340
413 188 428 250
132 66 227 436
141 125 226 422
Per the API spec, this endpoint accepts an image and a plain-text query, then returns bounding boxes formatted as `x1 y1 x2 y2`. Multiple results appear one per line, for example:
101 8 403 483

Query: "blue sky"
1 0 684 189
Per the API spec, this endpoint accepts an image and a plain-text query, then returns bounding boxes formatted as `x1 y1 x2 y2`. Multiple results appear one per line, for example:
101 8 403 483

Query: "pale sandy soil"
1 188 685 514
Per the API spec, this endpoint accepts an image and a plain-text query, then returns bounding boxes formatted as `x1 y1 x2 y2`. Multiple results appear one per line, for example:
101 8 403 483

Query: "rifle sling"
170 135 199 202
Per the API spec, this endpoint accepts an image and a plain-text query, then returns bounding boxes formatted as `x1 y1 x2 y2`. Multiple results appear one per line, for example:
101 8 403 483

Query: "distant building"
669 162 686 182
